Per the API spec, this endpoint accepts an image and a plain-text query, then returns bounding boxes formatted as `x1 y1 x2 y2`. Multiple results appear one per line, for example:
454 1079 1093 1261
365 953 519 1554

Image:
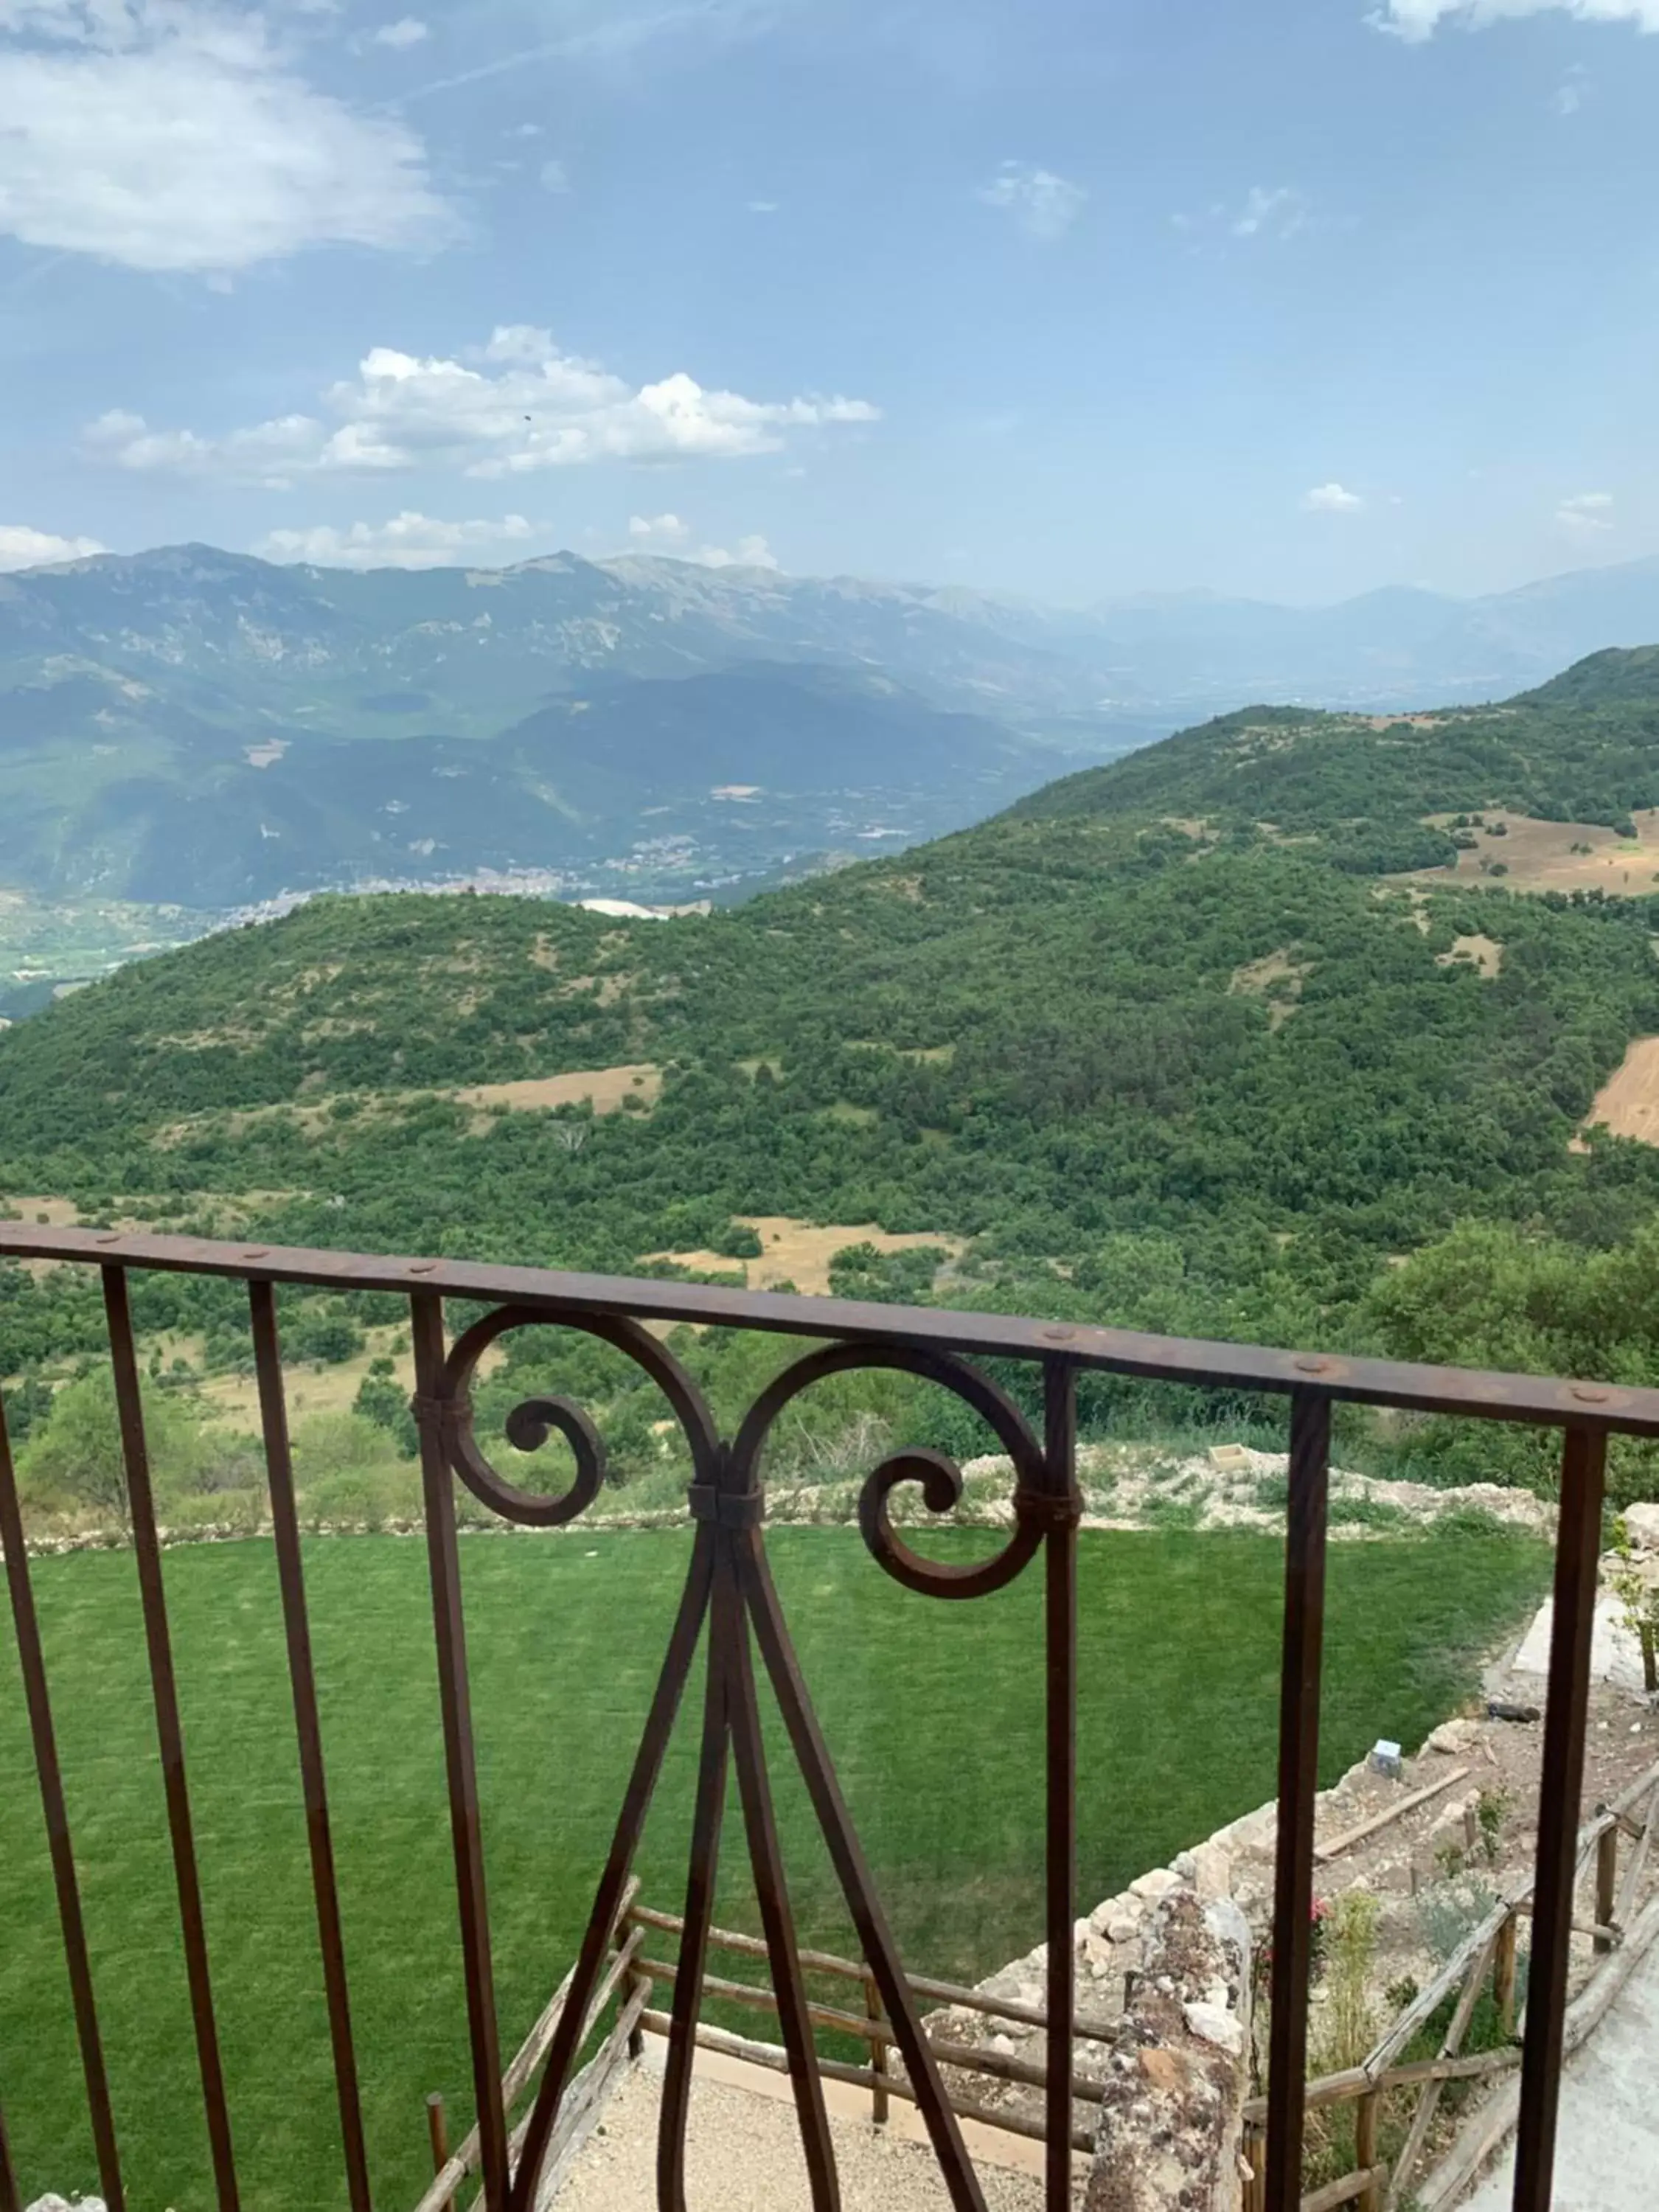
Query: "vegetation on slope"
1013 643 1659 861
7 649 1659 1498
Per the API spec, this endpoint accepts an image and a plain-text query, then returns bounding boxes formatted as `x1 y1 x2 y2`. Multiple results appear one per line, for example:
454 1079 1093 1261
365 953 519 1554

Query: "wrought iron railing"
3 1222 1658 2212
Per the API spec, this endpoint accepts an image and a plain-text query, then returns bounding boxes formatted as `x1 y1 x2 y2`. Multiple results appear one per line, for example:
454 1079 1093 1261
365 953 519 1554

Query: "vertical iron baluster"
247 1281 373 2212
102 1265 240 2212
409 1291 509 2212
0 1391 125 2211
658 1554 732 2212
725 1522 840 2212
1264 1386 1330 2212
1041 1356 1079 2212
1512 1423 1606 2212
0 2093 21 2212
507 1531 717 2212
740 1538 990 2212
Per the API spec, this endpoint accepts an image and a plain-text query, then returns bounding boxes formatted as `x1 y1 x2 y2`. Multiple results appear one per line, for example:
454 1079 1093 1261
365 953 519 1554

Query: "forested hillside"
7 647 1659 1501
1015 647 1659 871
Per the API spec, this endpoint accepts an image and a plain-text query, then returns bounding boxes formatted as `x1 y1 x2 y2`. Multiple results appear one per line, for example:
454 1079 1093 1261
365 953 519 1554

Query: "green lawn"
0 1526 1548 2211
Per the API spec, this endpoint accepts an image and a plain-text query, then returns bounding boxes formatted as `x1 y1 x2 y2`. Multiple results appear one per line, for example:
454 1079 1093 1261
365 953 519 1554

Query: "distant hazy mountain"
5 540 1659 912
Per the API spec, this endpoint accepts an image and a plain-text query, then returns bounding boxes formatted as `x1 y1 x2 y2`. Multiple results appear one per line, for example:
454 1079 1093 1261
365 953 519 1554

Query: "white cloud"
1231 185 1309 240
1303 482 1366 514
619 514 778 568
1557 490 1614 536
253 512 540 569
977 161 1086 242
693 532 777 569
539 157 570 193
628 512 690 546
372 16 428 46
86 324 880 486
0 521 107 570
1373 1 1659 41
0 1 453 271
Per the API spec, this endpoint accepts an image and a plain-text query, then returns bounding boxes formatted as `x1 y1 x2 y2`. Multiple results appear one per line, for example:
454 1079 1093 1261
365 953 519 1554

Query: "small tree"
18 1369 204 1525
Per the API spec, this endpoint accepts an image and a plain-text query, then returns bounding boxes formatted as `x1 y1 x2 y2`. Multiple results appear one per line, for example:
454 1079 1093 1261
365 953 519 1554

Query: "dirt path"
551 2035 1065 2211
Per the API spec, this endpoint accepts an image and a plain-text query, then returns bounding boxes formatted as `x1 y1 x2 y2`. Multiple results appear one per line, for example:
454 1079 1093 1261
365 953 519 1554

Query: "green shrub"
300 1464 422 1533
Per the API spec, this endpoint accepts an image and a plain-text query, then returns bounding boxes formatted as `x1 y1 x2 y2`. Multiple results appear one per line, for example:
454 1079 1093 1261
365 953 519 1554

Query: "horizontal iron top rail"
6 1222 1659 1436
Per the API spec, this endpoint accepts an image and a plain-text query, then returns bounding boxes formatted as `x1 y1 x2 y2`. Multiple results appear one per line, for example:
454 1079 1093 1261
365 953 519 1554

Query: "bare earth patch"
1580 1036 1659 1147
1408 809 1659 896
1229 948 1311 1029
645 1216 967 1296
153 1066 664 1148
1436 933 1503 978
0 1194 80 1227
453 1064 661 1115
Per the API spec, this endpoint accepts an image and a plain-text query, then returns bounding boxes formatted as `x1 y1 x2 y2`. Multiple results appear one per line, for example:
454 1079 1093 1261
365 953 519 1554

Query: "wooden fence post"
1355 2088 1381 2212
1244 2119 1266 2212
1596 1818 1619 1955
1494 1913 1519 2040
425 2091 448 2177
865 1969 889 2124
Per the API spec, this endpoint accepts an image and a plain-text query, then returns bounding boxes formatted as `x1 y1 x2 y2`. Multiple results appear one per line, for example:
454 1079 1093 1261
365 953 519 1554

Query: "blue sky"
3 0 1659 602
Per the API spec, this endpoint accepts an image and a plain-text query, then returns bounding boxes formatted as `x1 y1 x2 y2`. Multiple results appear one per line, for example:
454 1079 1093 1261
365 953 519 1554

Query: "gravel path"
552 2050 1055 2211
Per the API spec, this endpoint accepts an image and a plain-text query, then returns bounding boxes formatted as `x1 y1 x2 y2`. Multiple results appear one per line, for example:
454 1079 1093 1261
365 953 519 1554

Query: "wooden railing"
1240 1756 1659 2212
417 1895 1115 2205
619 1902 1113 2153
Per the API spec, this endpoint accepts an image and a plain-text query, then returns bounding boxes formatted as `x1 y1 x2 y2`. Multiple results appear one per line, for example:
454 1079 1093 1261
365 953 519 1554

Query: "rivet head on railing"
1570 1384 1610 1405
1043 1325 1076 1343
408 1260 440 1275
242 1247 269 1260
94 1232 121 1245
1294 1356 1329 1375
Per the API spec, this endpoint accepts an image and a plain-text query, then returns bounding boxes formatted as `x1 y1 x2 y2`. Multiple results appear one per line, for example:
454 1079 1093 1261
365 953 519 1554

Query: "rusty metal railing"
4 1223 1658 2212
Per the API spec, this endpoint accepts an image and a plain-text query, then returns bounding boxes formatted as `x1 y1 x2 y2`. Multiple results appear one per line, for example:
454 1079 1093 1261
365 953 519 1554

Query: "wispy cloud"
621 516 779 568
86 324 879 487
0 521 107 571
255 512 540 569
1557 490 1614 537
1231 185 1310 240
1302 482 1365 514
388 0 790 109
628 512 691 546
0 1 453 272
372 18 430 50
977 161 1086 242
1172 186 1312 248
1372 2 1659 42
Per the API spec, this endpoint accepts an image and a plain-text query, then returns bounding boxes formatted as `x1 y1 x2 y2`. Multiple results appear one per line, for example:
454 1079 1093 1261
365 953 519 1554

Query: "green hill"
8 655 1659 1501
1013 645 1659 863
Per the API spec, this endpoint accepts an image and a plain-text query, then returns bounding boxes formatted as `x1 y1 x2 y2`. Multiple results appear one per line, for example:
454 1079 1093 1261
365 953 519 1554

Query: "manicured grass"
0 1526 1548 2211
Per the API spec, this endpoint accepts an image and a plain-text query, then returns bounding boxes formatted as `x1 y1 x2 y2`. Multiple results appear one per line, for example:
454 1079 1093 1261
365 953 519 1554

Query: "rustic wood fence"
1241 1754 1659 2212
414 1895 1118 2208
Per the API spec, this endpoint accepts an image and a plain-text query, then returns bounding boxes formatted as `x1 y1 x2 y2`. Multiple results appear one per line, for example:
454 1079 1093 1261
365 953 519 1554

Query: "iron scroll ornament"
425 1301 723 1522
415 1307 1080 2212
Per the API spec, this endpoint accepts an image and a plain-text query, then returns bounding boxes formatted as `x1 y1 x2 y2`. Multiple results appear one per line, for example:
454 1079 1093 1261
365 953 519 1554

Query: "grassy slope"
0 1526 1548 2211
